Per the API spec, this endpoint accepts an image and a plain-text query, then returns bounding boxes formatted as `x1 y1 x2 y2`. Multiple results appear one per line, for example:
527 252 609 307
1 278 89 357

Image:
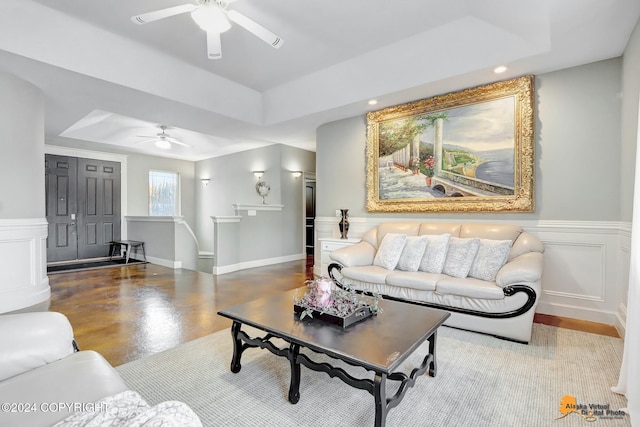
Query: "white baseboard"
535 302 619 326
130 254 182 269
615 302 627 339
213 253 305 275
138 253 306 274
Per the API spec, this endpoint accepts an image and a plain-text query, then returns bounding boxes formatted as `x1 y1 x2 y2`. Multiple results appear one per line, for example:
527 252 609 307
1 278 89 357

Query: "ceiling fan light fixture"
191 5 231 33
155 139 172 150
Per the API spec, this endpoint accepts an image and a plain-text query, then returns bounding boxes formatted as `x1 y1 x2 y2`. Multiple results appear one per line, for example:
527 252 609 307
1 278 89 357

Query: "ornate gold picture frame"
366 75 535 213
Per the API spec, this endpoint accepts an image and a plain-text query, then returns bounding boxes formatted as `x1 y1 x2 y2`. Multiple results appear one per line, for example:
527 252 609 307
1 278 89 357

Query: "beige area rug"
116 324 629 427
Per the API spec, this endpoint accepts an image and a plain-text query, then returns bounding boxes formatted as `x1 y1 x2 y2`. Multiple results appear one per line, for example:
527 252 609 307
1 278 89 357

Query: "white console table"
318 237 360 277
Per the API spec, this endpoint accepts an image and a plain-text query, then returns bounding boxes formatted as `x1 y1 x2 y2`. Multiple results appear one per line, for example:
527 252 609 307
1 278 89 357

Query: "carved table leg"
288 343 301 404
374 372 388 427
428 331 438 377
230 321 243 373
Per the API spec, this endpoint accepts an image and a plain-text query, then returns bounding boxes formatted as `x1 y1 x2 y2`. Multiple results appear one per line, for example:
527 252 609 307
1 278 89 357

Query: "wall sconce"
253 171 264 179
201 178 210 186
291 171 302 178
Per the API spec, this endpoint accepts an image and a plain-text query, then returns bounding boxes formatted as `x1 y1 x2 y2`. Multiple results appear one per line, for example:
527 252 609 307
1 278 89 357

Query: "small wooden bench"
109 240 147 264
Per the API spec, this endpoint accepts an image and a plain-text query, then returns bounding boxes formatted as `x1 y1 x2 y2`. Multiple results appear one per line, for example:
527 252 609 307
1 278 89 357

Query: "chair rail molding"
314 216 631 334
0 218 50 313
232 204 284 216
210 216 242 223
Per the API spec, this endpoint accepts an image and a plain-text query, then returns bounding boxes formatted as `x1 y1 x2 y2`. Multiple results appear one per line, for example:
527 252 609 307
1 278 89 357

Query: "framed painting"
366 75 535 213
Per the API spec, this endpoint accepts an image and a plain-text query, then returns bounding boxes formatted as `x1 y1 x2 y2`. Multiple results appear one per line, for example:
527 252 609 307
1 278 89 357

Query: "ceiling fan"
136 125 191 150
131 0 283 59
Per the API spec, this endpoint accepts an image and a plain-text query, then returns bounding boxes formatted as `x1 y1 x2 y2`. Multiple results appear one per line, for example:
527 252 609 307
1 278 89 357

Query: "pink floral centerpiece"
293 278 383 327
315 277 334 308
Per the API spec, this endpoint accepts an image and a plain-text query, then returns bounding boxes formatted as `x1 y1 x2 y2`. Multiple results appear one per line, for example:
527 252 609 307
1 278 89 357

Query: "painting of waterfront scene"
366 76 534 213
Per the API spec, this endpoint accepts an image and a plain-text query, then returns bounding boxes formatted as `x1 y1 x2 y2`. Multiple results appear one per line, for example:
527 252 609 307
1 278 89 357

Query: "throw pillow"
396 236 429 272
373 233 407 270
418 234 451 274
442 237 481 278
468 239 513 281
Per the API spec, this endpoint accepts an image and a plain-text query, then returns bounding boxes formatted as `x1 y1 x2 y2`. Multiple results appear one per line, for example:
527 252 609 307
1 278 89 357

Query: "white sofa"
328 223 544 343
0 312 201 427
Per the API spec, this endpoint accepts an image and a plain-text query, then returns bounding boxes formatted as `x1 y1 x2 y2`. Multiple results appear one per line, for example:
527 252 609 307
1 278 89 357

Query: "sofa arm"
496 252 544 288
0 312 75 381
329 241 376 267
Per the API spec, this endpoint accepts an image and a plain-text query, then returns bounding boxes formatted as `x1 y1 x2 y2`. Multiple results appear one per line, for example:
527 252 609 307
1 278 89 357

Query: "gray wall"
195 144 315 256
0 72 45 219
127 220 176 260
0 72 50 312
316 58 625 222
196 144 283 255
536 59 622 220
621 18 640 222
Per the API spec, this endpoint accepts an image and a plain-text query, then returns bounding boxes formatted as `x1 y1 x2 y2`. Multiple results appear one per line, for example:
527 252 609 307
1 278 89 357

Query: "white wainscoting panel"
533 222 626 330
615 224 630 333
541 241 606 303
0 218 50 313
315 217 629 331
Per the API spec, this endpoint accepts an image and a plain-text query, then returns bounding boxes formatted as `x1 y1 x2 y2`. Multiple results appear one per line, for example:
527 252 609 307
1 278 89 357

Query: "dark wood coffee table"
217 288 450 427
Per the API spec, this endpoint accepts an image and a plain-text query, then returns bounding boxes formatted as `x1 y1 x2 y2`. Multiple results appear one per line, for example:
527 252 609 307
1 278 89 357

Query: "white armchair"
0 312 201 427
0 312 76 381
0 312 129 426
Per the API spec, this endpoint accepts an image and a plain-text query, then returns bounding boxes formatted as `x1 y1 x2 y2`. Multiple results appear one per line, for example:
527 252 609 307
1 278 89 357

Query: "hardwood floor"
32 258 619 367
43 260 312 366
533 313 620 338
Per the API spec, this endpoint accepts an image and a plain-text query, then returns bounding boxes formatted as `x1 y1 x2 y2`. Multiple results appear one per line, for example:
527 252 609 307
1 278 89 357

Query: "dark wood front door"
76 157 121 259
45 154 121 262
45 155 78 262
305 180 316 256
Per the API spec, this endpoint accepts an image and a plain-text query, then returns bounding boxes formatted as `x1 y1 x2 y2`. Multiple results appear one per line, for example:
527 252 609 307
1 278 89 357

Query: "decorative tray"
293 303 373 328
292 277 380 328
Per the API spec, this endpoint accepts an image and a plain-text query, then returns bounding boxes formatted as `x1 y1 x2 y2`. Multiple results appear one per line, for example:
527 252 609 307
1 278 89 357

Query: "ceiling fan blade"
207 31 222 59
160 136 191 148
134 138 159 145
131 4 197 25
226 10 283 49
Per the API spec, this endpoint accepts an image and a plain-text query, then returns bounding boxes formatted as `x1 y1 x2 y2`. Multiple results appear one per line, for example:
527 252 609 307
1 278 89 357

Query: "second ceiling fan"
136 125 190 150
131 0 284 59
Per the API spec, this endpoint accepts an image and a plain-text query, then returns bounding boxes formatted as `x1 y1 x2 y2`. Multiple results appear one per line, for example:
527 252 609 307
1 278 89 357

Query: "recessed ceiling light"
368 99 378 105
494 66 507 74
